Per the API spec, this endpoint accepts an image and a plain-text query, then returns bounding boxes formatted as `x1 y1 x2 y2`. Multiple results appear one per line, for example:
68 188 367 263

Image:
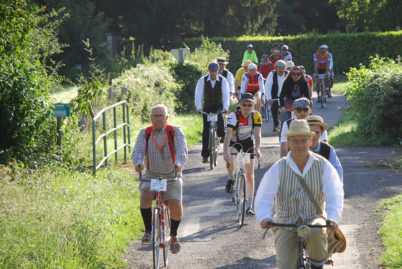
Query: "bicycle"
262 220 333 269
140 173 171 269
260 96 270 123
202 110 225 170
317 74 328 109
229 144 255 228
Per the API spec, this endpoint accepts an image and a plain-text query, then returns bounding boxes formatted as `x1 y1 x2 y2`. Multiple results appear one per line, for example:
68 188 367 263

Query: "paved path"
123 93 402 268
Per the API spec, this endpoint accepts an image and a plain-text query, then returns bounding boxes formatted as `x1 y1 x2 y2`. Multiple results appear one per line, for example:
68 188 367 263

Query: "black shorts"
229 139 255 159
317 68 326 74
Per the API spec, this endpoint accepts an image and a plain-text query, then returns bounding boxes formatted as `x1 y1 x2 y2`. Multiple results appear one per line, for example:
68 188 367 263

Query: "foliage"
275 0 343 35
71 39 107 120
92 0 278 49
111 53 180 122
376 194 402 268
330 0 402 32
183 31 402 76
34 0 111 80
344 56 402 144
0 165 142 268
0 0 64 165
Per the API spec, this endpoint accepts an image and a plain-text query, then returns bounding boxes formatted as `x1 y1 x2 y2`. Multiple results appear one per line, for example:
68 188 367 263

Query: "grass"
49 84 78 103
376 194 402 269
0 165 142 268
328 110 366 147
330 75 349 95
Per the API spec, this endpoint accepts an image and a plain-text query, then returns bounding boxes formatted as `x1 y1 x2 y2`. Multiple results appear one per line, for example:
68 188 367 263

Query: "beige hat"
285 119 315 137
242 60 252 67
306 115 329 131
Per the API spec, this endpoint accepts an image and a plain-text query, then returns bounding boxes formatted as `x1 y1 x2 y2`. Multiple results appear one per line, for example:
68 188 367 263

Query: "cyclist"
257 54 274 81
299 65 314 99
307 115 343 181
279 66 310 125
265 60 288 133
281 45 292 62
255 119 344 269
217 56 235 95
242 44 258 64
240 63 265 112
313 44 332 101
224 93 262 215
132 104 188 254
269 49 284 66
195 62 230 163
234 60 252 98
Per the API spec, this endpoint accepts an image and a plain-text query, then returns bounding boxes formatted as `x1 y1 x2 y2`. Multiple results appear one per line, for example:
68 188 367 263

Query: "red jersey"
258 63 273 79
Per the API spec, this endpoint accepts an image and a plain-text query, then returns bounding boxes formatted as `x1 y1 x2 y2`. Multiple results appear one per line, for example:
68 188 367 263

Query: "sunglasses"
241 103 253 107
294 107 309 112
291 72 302 76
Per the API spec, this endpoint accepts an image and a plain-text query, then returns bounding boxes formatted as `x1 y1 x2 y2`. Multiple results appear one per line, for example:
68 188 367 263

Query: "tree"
0 0 63 164
330 0 402 32
275 0 342 35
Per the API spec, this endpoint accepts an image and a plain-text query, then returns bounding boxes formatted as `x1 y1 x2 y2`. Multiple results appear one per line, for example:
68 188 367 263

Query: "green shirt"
242 50 258 64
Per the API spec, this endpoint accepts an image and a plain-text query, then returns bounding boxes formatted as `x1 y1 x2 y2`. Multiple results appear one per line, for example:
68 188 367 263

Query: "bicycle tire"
237 173 246 228
152 208 161 269
209 128 215 170
265 103 270 122
162 206 170 267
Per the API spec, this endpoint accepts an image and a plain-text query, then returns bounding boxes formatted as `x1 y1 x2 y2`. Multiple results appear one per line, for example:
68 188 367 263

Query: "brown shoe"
141 232 152 243
170 236 181 254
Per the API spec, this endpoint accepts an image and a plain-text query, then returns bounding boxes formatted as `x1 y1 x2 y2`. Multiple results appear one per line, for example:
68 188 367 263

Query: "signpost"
52 103 71 146
171 48 190 64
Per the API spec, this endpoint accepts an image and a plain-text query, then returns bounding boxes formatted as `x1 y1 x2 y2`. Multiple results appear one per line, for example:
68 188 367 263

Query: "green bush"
181 31 402 76
111 57 180 121
344 56 402 144
0 1 63 165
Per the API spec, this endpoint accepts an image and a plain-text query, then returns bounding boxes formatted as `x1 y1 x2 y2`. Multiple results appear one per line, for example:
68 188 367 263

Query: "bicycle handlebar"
200 110 226 115
262 220 333 240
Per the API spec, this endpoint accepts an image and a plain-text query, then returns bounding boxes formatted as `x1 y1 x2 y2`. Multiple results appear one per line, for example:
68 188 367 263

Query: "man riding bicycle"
223 93 262 215
240 63 265 112
132 104 188 254
255 119 344 269
195 62 230 164
313 44 332 101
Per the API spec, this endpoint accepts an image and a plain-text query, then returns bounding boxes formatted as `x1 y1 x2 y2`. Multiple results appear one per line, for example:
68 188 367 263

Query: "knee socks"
140 208 152 233
170 219 181 237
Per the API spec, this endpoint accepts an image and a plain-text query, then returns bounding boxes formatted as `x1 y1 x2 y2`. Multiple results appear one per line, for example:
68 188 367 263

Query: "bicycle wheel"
152 208 161 269
162 206 170 267
320 89 325 109
236 173 246 228
209 128 215 170
265 103 270 122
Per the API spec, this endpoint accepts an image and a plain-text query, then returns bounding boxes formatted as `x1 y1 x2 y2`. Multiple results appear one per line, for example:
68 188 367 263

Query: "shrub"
181 31 402 76
344 56 402 144
111 60 180 121
0 1 63 165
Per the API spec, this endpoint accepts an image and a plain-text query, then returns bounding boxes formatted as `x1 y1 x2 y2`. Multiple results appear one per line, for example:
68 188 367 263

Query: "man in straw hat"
307 115 343 181
255 119 344 269
217 57 235 95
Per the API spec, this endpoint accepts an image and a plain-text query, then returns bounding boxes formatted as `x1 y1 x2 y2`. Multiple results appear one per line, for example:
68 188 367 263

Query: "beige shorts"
139 175 183 201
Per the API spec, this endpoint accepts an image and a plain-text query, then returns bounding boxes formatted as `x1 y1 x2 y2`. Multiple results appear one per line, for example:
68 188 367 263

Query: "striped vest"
274 155 326 224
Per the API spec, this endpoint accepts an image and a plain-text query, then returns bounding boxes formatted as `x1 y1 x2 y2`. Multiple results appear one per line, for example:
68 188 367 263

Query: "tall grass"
0 166 141 268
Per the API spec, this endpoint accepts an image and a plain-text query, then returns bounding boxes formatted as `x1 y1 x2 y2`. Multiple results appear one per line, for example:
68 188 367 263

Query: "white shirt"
264 71 286 100
240 72 265 95
194 74 230 111
280 120 327 143
220 70 235 93
255 151 344 223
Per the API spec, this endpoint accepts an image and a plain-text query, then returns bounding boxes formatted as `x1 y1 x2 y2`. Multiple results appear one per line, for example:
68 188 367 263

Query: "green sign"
52 103 71 117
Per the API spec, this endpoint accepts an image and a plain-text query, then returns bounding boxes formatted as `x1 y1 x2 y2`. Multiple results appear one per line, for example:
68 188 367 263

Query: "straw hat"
306 115 329 131
242 60 252 67
285 119 315 137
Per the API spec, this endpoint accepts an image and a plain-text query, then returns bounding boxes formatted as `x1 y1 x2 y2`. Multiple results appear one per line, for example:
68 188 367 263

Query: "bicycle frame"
263 221 331 269
202 110 224 169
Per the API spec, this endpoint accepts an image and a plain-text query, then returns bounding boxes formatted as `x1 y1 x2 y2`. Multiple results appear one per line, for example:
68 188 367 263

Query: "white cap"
285 61 295 69
248 63 257 70
319 44 329 49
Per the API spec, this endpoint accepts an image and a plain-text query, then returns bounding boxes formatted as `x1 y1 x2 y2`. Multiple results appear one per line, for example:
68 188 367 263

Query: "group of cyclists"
132 43 343 269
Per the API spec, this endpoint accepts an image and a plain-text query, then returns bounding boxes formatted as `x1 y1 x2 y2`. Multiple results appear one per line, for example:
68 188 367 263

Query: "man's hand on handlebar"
326 219 339 232
135 164 143 173
174 164 182 173
268 99 273 106
280 106 286 114
260 218 273 230
196 109 202 114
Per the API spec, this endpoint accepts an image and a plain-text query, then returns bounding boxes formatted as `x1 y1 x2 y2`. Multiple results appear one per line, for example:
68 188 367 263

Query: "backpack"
145 125 175 168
